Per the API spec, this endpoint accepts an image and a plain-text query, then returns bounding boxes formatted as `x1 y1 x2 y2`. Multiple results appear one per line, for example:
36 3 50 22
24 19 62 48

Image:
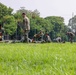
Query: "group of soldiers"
31 31 75 43
32 31 51 43
0 23 75 43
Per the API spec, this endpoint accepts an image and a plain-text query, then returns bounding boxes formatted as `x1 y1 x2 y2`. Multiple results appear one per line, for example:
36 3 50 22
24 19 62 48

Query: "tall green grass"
0 43 76 75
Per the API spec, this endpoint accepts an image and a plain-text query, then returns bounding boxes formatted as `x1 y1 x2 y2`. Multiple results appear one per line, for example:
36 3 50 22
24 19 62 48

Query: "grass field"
0 42 76 75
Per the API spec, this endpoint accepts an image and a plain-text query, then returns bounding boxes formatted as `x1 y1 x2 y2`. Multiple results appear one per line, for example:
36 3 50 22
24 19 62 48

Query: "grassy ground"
0 42 76 75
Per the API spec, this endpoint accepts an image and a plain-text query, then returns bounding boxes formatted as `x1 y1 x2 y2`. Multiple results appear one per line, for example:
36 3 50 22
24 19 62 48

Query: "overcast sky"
0 0 76 24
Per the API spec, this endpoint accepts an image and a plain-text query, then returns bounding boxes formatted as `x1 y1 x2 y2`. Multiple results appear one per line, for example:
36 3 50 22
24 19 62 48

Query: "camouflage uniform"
0 25 4 41
22 16 30 43
67 32 75 43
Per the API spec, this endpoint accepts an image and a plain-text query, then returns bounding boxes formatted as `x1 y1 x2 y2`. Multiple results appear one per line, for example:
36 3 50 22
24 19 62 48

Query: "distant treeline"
0 2 76 41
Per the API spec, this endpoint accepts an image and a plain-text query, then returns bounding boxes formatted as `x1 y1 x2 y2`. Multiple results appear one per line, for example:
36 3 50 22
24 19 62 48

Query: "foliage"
30 16 53 32
15 7 53 37
0 3 13 24
3 15 17 35
0 2 70 40
45 16 66 38
13 12 22 22
68 15 76 32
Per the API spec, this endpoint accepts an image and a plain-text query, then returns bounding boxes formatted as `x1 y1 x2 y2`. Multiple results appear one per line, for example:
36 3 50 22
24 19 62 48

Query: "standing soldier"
21 13 30 43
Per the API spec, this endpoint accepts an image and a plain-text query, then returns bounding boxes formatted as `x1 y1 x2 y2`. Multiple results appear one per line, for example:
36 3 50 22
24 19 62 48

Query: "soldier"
56 36 62 43
66 32 75 43
21 13 30 43
0 24 4 41
45 34 51 42
37 30 44 41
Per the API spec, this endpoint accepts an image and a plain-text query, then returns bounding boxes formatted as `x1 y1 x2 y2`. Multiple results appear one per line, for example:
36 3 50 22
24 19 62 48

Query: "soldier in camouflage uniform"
0 24 4 41
21 13 30 43
66 32 75 43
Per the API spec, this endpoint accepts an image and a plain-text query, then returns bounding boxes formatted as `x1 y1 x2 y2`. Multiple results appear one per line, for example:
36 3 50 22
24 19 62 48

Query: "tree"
68 15 76 32
3 15 17 35
30 16 53 33
0 2 13 24
32 9 40 18
45 16 65 38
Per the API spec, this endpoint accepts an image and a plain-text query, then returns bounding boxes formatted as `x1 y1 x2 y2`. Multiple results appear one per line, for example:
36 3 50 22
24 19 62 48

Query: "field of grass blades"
0 43 76 75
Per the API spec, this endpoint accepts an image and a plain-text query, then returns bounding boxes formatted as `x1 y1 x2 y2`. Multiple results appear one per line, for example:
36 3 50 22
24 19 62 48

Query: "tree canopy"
0 3 13 24
3 15 17 35
0 2 71 41
68 15 76 32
